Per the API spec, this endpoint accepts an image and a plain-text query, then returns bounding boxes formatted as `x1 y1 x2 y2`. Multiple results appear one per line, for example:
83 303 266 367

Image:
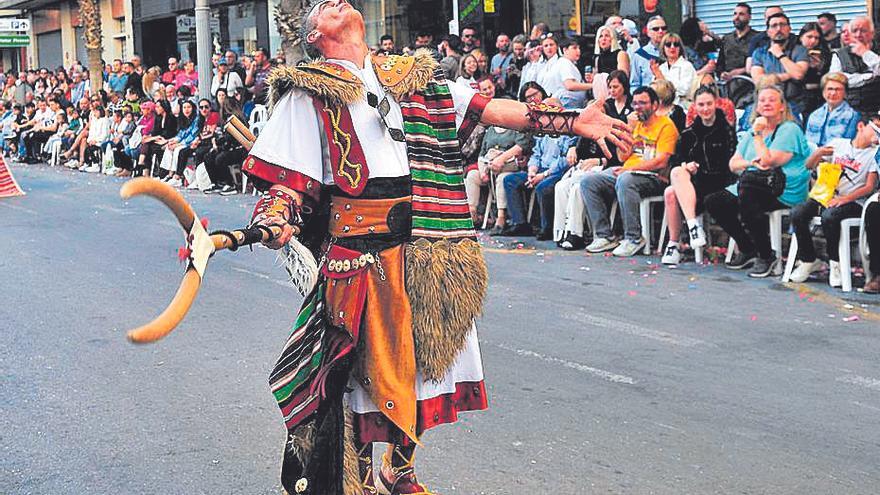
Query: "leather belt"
328 195 412 238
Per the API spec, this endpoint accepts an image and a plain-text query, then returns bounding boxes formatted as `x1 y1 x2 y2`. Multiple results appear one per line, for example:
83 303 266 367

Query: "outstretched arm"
479 98 633 158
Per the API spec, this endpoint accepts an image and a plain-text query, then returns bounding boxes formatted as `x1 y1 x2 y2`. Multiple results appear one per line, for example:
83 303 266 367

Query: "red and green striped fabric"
401 72 477 241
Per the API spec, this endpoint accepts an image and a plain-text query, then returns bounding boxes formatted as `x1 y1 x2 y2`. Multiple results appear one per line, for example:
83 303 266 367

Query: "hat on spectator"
622 19 638 36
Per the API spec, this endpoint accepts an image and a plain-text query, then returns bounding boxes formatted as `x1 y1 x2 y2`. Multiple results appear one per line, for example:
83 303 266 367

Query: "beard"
733 20 748 30
637 110 651 122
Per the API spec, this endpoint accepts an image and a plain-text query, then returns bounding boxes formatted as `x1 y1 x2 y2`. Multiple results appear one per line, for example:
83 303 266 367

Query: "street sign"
0 34 29 47
0 18 30 32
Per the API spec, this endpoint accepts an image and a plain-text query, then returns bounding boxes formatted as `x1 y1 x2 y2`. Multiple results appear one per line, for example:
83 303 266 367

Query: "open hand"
573 101 633 159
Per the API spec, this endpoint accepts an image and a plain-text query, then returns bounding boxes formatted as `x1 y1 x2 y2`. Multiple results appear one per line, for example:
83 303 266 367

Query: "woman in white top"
536 33 560 93
455 53 481 90
650 33 696 109
518 40 543 93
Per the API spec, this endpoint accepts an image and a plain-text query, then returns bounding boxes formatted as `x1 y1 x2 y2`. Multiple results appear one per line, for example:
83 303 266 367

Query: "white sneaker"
65 159 79 169
166 176 183 187
83 164 101 173
586 237 619 253
78 163 90 171
789 259 823 283
829 260 842 288
186 180 201 190
612 238 646 257
661 244 681 265
688 223 707 248
103 166 118 176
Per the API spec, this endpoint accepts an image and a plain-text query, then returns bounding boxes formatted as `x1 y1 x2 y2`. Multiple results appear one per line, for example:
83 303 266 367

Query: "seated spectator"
500 107 576 238
22 98 55 162
630 16 667 90
175 60 199 91
804 72 860 148
456 54 481 89
650 33 696 109
159 99 204 187
42 110 68 160
685 77 737 127
705 85 811 277
79 106 111 173
465 80 532 230
864 198 880 293
142 66 162 97
750 13 809 118
185 99 221 190
137 100 177 176
650 79 686 131
789 115 879 284
107 110 136 175
116 101 155 177
592 26 630 78
680 17 716 74
162 58 182 86
661 87 737 266
829 16 880 116
798 22 832 117
581 86 678 256
554 70 632 249
6 103 30 157
202 92 247 195
544 38 587 109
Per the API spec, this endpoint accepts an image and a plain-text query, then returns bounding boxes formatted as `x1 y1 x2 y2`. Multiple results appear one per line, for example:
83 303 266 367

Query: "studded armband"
250 186 304 229
525 102 578 137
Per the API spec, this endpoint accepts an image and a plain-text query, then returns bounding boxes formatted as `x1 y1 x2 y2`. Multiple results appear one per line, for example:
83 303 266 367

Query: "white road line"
837 374 880 391
495 342 636 385
0 201 37 215
230 266 292 288
564 312 712 348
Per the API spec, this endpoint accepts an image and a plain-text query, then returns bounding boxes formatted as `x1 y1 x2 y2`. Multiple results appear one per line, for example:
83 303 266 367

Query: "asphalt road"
3 163 880 495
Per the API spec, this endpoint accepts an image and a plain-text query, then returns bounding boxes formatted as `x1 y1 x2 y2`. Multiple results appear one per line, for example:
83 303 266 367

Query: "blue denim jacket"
804 101 860 147
175 116 202 147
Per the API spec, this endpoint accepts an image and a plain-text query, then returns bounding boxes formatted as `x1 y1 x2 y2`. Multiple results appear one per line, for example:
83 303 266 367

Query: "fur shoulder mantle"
267 49 440 110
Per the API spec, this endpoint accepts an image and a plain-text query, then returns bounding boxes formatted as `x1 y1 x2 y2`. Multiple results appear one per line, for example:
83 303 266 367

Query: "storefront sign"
0 34 30 47
0 19 30 32
484 0 495 14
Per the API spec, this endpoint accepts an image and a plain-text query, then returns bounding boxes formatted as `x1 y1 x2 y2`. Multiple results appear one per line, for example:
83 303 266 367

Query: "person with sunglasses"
460 24 479 53
630 15 668 90
238 1 633 494
651 32 697 109
789 113 879 285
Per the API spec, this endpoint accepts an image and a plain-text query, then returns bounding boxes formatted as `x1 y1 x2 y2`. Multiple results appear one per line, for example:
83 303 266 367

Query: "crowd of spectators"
1 47 282 195
420 7 879 293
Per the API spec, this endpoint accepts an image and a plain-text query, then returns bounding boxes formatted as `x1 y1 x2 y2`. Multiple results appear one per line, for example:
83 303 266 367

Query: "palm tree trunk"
78 0 104 94
274 0 306 65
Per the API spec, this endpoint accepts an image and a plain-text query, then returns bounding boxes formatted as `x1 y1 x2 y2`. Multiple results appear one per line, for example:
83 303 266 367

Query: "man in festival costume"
242 1 631 493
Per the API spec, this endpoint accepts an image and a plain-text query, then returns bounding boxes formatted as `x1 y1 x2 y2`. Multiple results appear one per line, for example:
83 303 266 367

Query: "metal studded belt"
327 195 412 238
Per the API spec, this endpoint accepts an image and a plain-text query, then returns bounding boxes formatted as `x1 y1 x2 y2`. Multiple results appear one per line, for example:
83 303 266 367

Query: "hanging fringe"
406 238 488 381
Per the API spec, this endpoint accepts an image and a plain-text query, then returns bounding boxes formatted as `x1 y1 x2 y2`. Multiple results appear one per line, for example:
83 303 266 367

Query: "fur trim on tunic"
267 63 364 111
406 238 488 381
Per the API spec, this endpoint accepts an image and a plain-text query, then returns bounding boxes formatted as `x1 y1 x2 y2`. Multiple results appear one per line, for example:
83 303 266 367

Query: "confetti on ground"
688 276 697 282
827 314 837 319
799 293 808 299
808 297 815 303
630 260 638 265
750 315 758 321
579 266 590 271
844 315 861 322
844 304 854 310
688 284 698 290
627 290 637 296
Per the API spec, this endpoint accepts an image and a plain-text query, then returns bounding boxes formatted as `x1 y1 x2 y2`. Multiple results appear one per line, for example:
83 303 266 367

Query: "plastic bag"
808 161 842 207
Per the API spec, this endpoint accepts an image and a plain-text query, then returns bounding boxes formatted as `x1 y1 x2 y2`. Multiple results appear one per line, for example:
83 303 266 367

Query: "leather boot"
377 444 434 495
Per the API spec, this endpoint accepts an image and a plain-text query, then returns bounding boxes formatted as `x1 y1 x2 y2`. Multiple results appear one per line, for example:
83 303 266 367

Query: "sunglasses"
540 33 555 40
664 41 681 48
650 26 668 32
199 105 210 110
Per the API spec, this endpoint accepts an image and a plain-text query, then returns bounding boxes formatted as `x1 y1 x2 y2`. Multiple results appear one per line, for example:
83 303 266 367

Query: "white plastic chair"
249 104 269 127
782 216 867 292
250 121 267 139
658 213 711 264
639 195 665 255
725 209 790 275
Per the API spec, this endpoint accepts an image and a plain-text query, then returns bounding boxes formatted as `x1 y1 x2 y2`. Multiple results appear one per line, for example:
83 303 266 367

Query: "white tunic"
249 54 478 184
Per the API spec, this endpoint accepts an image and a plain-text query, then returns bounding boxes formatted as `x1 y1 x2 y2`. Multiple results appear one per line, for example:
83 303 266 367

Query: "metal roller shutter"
36 30 63 70
696 0 867 36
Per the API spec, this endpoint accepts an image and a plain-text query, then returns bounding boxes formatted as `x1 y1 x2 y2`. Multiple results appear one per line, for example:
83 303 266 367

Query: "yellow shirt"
623 115 679 171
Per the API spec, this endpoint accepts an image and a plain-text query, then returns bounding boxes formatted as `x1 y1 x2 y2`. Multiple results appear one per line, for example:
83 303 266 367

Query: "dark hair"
254 47 270 58
693 85 718 101
380 34 394 43
559 38 579 50
607 70 630 96
517 81 547 102
177 85 192 99
124 62 134 69
633 86 659 104
818 12 836 23
461 24 478 34
767 12 789 28
735 2 752 15
157 100 172 115
445 34 462 52
416 30 431 38
680 17 702 47
198 98 212 110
